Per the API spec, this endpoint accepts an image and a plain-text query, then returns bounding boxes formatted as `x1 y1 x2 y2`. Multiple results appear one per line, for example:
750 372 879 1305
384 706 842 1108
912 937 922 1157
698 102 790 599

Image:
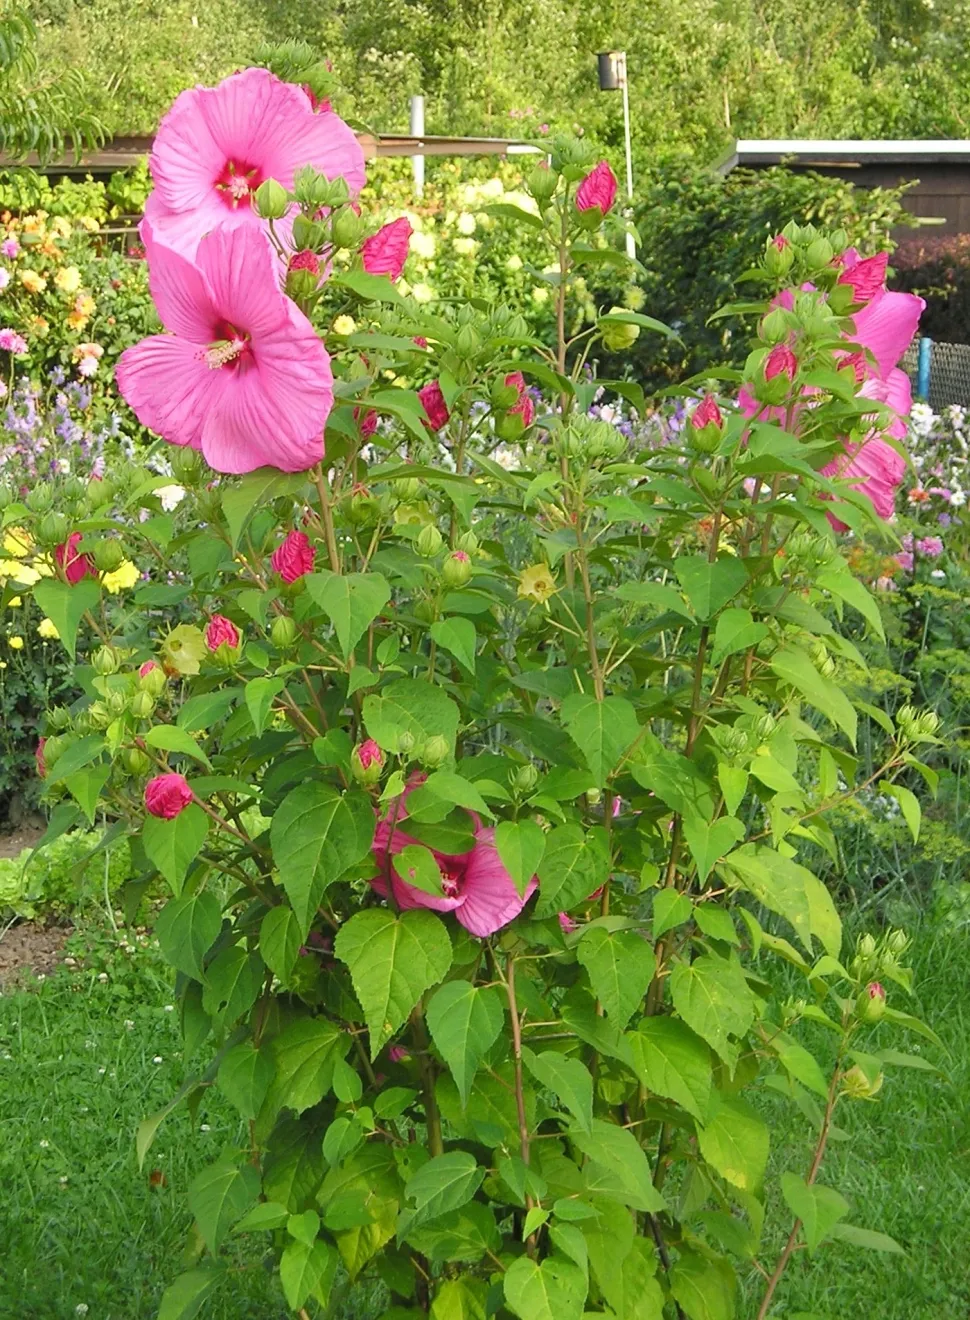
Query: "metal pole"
619 57 635 260
917 336 932 401
410 95 425 199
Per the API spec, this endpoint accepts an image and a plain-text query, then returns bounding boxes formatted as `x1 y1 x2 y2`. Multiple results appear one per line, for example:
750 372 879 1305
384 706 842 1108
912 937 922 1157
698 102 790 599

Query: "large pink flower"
144 67 366 259
372 785 537 937
117 222 333 474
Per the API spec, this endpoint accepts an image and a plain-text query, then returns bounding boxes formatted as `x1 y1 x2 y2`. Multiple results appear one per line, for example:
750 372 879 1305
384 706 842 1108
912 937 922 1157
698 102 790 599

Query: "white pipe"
620 57 635 260
410 95 425 199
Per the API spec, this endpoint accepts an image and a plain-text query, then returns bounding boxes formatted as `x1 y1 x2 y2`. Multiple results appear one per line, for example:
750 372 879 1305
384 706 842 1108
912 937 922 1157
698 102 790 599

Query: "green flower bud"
513 763 539 794
351 739 384 786
857 933 878 959
754 712 776 742
254 178 289 220
37 510 69 547
420 734 450 768
491 380 520 409
88 700 111 730
885 928 909 955
805 236 834 269
123 747 152 776
271 614 299 649
47 705 72 732
43 734 66 769
441 550 473 588
586 787 603 806
86 477 112 509
62 476 86 503
760 307 792 345
416 524 443 558
841 1064 883 1101
106 689 129 718
413 599 437 624
332 208 364 249
764 235 795 278
170 445 204 484
526 163 558 202
92 645 121 677
455 529 479 556
26 484 53 513
855 981 886 1024
92 539 126 573
394 476 421 501
397 730 416 756
139 663 168 696
601 308 640 352
130 690 156 720
455 324 480 360
292 213 327 251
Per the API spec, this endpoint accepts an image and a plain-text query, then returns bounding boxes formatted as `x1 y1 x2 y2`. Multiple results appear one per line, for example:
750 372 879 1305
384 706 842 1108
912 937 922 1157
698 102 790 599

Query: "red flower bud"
271 529 316 583
764 344 798 381
205 614 241 652
576 160 617 215
144 772 193 819
418 380 450 431
691 394 723 431
361 218 412 280
55 532 97 585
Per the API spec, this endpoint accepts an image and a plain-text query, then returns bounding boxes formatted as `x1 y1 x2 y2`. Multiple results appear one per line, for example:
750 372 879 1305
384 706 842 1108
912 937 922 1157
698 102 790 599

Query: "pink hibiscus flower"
116 222 333 474
143 67 366 259
372 782 537 937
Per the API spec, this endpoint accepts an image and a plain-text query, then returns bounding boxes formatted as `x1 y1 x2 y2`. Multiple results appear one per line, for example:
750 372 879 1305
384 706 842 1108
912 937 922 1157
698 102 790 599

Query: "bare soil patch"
0 921 69 989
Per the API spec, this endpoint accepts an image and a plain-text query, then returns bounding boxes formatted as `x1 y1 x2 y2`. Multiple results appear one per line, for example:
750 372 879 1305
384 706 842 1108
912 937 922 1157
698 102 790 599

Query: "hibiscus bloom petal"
455 829 536 938
116 335 219 452
851 290 925 379
823 435 905 522
141 216 216 341
196 225 291 339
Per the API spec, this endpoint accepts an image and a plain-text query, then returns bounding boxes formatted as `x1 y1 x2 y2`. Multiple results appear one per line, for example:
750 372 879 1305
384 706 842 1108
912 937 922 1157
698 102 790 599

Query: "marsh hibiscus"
418 380 450 431
143 67 365 259
271 529 316 582
55 532 97 585
372 782 537 937
205 614 241 652
116 222 333 474
576 160 617 216
145 773 194 819
361 218 412 280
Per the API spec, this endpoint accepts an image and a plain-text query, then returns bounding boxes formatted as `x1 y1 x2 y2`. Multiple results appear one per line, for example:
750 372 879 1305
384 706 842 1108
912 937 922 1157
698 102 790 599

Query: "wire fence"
902 338 970 412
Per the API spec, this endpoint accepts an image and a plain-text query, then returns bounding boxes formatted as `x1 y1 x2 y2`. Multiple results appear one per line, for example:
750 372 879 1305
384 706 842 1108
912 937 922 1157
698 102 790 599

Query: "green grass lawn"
0 916 966 1319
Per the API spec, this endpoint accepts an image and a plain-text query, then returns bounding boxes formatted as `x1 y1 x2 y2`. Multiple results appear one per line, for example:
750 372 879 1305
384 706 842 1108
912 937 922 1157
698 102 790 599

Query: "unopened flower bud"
764 234 795 278
271 614 299 649
514 763 539 793
455 529 479 556
420 734 450 768
332 208 364 249
586 787 603 806
26 484 53 513
130 690 156 720
856 981 886 1024
170 446 204 484
491 379 520 409
841 1064 883 1101
92 645 121 677
601 308 640 352
885 928 908 955
139 663 168 697
88 700 111 730
351 738 384 785
43 734 66 769
416 524 443 558
858 933 878 959
36 510 68 547
106 689 129 718
805 236 834 269
92 538 126 572
254 178 289 220
394 476 421 501
689 394 723 453
526 163 558 201
442 550 472 588
124 747 152 776
397 730 416 756
760 307 792 345
48 705 72 731
455 324 480 360
754 713 776 742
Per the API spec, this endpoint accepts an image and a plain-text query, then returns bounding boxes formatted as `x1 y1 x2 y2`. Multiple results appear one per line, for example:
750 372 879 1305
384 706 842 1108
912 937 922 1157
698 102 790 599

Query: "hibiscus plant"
13 58 943 1320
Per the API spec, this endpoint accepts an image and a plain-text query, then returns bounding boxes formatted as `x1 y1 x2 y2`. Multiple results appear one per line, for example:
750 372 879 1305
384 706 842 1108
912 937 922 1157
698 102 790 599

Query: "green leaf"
142 804 208 895
570 1120 666 1212
217 1042 274 1120
335 908 453 1058
62 763 110 825
202 945 263 1025
576 926 655 1027
363 677 460 756
423 770 493 819
495 819 546 897
722 846 841 957
157 1267 222 1320
483 200 544 230
405 1202 499 1264
669 953 755 1064
155 891 222 979
32 578 99 660
135 1076 204 1171
397 1151 484 1239
816 567 885 640
259 905 303 983
780 1173 849 1254
188 1156 260 1254
881 781 921 842
711 607 769 662
683 816 746 881
503 1255 587 1320
177 689 236 731
244 676 285 736
430 616 477 673
669 1247 736 1320
393 842 446 897
614 579 694 619
523 1048 593 1133
280 1238 337 1311
773 1039 830 1099
332 269 405 303
770 647 857 746
653 888 693 938
674 555 748 620
533 825 608 918
307 570 391 661
426 980 504 1106
828 1222 905 1253
223 468 304 549
698 1097 769 1193
267 1018 345 1115
693 904 739 945
626 1017 712 1123
560 693 638 786
44 734 104 785
271 783 375 935
145 723 212 769
233 1201 289 1234
718 765 748 816
431 1278 489 1320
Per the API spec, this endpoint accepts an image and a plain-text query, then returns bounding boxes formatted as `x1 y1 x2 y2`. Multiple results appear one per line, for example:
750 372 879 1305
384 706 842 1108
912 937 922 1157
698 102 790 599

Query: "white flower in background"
909 401 936 438
532 287 550 305
505 254 523 272
481 178 503 199
504 189 539 215
931 568 947 579
156 484 186 512
409 229 436 259
332 315 357 336
411 282 435 303
951 488 966 507
453 237 478 257
457 212 476 235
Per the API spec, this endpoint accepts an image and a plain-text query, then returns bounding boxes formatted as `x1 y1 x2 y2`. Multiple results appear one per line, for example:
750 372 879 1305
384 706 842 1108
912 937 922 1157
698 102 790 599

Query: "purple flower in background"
1 238 20 258
0 328 28 355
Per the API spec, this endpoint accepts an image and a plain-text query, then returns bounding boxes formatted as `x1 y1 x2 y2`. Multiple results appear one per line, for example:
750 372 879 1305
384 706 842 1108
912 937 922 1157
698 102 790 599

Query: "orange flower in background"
66 312 89 332
20 269 46 294
74 294 96 317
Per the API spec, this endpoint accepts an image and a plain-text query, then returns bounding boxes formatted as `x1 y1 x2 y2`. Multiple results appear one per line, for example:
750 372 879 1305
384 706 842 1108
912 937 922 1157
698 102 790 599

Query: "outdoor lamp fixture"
597 50 636 259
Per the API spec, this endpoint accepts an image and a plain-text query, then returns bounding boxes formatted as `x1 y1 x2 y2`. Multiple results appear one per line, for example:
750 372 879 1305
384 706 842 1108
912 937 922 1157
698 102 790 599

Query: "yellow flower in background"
4 528 32 559
7 636 24 650
74 294 96 317
532 287 550 305
411 282 435 303
456 212 477 235
7 597 21 608
101 559 140 594
51 217 72 239
37 617 59 639
518 563 557 604
78 215 99 233
506 254 523 272
331 314 357 336
55 266 82 293
20 270 46 294
21 214 45 235
29 316 49 337
39 238 60 258
409 229 436 259
453 237 478 257
66 312 88 332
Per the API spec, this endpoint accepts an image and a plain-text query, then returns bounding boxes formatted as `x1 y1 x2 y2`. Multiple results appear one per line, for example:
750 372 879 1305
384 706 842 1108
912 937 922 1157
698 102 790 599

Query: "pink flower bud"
576 160 618 215
352 737 384 785
288 250 321 276
144 772 193 819
205 614 241 652
837 251 888 303
413 336 429 349
55 532 97 586
388 1044 411 1063
418 380 450 431
764 344 797 381
771 234 790 251
271 529 316 584
138 660 158 679
354 406 378 439
361 217 412 281
867 981 886 1002
691 394 723 431
558 912 578 934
